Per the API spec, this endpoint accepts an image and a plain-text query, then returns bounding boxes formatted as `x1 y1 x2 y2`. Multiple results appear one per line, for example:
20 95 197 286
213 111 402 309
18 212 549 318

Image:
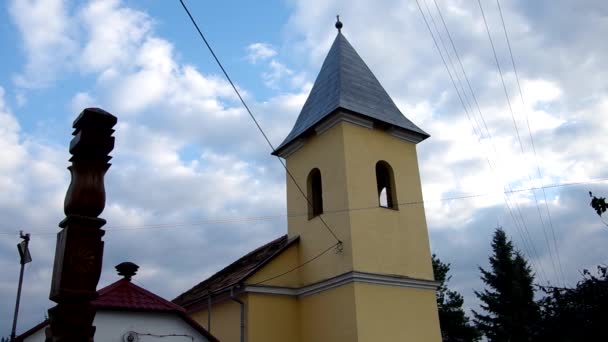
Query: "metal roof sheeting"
273 32 428 155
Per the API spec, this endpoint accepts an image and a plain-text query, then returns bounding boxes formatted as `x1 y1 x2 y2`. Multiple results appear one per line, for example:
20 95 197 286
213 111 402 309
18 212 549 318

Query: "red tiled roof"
173 234 299 309
92 279 184 312
16 278 219 342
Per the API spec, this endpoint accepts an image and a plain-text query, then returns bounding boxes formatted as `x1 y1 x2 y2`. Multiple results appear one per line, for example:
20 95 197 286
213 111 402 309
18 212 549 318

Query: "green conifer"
473 228 539 341
433 254 480 342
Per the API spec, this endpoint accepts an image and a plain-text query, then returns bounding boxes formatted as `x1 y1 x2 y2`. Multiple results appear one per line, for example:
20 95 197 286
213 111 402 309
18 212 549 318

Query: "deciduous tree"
537 265 608 341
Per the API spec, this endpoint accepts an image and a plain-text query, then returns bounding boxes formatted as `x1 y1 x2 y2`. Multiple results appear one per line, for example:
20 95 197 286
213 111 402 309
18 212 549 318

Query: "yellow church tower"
175 19 441 342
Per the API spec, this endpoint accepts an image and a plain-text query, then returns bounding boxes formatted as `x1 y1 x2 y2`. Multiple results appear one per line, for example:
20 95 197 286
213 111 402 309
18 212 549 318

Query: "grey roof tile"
273 32 429 155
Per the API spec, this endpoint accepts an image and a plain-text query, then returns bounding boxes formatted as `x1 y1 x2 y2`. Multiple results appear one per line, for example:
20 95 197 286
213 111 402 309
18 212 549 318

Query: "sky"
1 0 608 336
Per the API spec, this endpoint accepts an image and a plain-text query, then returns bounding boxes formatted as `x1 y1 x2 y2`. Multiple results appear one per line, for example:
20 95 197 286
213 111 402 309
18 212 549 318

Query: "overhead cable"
415 0 549 284
178 0 341 246
477 0 560 284
495 0 566 286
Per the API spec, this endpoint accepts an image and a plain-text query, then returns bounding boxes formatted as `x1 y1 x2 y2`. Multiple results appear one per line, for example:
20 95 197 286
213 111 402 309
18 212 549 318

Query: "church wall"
298 282 358 342
247 293 300 342
190 295 245 342
246 243 301 287
341 122 435 280
285 122 355 285
354 282 441 342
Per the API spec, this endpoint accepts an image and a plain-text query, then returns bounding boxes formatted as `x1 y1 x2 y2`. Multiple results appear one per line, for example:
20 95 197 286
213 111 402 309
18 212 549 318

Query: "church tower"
271 19 442 341
176 19 442 342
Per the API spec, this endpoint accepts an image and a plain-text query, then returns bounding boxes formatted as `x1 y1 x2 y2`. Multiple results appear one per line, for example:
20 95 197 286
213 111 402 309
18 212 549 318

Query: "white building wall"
23 311 211 342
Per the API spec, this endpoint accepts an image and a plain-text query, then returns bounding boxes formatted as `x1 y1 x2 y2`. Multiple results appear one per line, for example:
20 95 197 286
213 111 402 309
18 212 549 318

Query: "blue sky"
1 0 608 337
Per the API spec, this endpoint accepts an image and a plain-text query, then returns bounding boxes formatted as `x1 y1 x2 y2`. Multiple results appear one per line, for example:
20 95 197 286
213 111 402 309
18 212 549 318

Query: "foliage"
589 192 607 217
432 255 480 342
473 228 540 342
536 265 608 341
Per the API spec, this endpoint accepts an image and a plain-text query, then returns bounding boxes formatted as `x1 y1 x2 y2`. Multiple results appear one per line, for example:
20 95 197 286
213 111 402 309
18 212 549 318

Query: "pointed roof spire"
273 24 429 156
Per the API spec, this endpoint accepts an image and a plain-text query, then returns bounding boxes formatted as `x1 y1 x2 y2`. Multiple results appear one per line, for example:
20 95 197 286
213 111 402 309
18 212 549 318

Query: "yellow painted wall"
285 122 355 285
247 293 300 342
299 283 359 342
354 282 441 342
190 117 439 342
190 295 246 342
286 119 434 282
247 243 301 287
342 122 434 280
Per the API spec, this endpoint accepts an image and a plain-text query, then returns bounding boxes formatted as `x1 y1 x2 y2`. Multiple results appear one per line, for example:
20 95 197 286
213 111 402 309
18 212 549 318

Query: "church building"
173 19 442 342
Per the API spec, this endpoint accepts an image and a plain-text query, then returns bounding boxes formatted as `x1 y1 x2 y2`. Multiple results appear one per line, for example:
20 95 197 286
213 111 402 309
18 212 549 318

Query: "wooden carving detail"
64 108 115 217
47 108 117 342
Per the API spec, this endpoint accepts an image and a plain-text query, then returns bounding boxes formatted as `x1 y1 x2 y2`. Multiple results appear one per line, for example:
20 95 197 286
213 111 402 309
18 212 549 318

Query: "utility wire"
178 0 341 246
422 0 481 139
477 0 560 284
252 242 339 285
415 0 549 284
495 0 566 286
1 175 606 236
429 0 547 283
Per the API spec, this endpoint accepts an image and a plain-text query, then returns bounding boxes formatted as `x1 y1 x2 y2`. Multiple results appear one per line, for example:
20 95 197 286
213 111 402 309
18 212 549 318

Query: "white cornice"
244 271 438 298
314 111 373 136
276 138 305 159
387 127 425 144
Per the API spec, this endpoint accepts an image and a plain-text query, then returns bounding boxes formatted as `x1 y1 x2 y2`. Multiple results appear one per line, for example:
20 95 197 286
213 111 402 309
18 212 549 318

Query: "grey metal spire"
273 28 429 156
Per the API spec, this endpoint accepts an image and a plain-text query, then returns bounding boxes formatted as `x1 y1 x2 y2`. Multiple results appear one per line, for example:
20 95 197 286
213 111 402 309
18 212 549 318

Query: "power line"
415 0 549 284
252 242 339 285
178 0 341 246
495 0 566 286
428 0 550 283
421 0 479 136
427 0 540 268
477 0 561 284
1 177 606 236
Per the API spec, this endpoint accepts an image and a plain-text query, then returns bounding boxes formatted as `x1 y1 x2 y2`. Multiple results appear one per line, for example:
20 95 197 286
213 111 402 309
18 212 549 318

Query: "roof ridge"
337 32 344 110
173 235 300 308
173 235 288 304
93 278 184 312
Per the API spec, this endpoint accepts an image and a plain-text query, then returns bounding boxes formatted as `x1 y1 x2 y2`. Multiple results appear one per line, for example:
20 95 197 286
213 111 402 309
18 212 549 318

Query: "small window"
307 168 323 218
376 161 397 209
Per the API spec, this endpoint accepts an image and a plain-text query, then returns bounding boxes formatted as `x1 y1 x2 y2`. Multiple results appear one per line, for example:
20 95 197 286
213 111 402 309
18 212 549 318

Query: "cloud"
2 0 311 334
3 0 608 335
70 92 97 112
286 0 608 310
262 60 294 89
78 0 152 73
9 0 77 88
246 42 278 63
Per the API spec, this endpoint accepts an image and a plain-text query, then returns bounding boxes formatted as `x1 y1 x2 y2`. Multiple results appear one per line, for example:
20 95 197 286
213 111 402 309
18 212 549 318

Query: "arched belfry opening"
307 168 323 218
376 161 397 209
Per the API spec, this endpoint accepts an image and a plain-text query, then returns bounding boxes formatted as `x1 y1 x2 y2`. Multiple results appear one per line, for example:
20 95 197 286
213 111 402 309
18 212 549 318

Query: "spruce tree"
433 254 480 342
473 228 540 341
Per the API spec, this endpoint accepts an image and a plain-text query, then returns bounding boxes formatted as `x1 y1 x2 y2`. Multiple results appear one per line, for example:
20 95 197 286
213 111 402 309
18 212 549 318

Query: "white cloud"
4 0 608 333
9 0 77 87
70 92 97 112
262 60 294 89
78 0 152 73
246 42 278 63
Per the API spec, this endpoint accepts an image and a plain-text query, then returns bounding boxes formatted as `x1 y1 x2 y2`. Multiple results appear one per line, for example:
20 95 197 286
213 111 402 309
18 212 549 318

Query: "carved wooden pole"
45 108 117 342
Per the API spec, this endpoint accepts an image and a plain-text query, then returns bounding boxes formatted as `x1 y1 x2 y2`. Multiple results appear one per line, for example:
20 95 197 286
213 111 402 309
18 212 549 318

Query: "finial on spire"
335 15 343 32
